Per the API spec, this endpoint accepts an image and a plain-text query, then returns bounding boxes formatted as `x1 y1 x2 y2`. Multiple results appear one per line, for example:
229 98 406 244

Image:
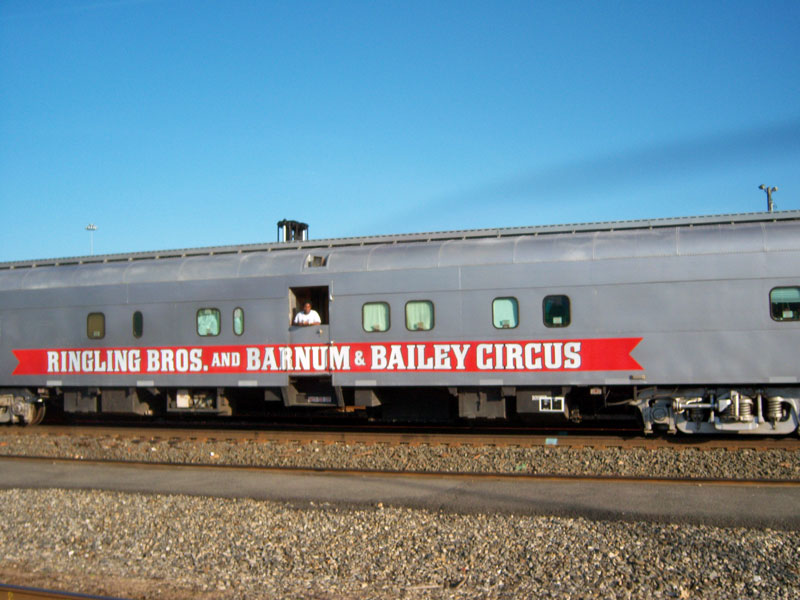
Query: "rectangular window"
289 286 329 325
87 312 105 339
406 300 434 331
197 308 221 336
305 255 328 268
770 287 800 321
233 307 245 335
363 302 390 332
492 297 519 329
543 295 571 327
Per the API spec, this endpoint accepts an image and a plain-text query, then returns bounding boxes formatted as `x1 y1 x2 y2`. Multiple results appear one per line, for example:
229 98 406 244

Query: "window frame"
492 296 519 329
87 312 105 340
196 308 221 337
362 301 390 333
405 300 435 331
769 286 800 322
543 294 571 328
233 307 245 336
305 254 329 268
132 311 143 338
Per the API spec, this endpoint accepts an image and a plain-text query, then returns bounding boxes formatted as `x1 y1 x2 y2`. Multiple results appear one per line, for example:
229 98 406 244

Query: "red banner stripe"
12 339 642 376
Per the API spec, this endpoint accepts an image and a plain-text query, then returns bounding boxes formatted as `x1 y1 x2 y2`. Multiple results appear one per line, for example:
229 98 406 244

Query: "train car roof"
2 209 800 271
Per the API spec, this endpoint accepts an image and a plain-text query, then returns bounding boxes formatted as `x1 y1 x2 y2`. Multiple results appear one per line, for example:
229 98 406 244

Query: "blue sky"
1 0 798 261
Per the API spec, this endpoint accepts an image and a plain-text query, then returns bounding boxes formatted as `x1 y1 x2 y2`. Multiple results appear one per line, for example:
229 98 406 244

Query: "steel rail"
4 424 800 450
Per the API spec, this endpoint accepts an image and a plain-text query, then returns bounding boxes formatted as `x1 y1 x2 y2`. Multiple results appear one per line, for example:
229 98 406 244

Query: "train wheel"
31 404 46 425
11 396 41 426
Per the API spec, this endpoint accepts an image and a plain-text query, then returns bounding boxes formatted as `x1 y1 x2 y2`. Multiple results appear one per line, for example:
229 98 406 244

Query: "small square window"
406 300 434 331
770 287 800 321
543 295 570 328
87 313 105 339
363 302 390 332
197 308 221 336
492 297 519 329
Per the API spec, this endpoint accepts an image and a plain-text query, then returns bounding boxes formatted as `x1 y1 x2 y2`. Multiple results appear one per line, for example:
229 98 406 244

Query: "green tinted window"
492 297 519 329
233 307 244 335
406 301 434 331
363 302 390 332
197 308 221 336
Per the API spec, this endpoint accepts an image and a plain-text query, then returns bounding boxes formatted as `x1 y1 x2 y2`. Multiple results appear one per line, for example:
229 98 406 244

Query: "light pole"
759 184 778 212
86 224 97 255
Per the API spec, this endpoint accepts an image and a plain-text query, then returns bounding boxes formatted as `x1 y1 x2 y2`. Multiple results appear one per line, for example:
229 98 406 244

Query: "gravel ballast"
2 432 799 598
1 432 800 480
2 488 799 600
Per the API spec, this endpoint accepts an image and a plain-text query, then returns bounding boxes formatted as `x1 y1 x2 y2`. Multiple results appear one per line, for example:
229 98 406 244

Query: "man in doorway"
294 302 322 326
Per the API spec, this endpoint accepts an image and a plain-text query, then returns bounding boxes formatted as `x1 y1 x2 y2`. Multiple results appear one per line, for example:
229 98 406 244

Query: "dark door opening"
289 286 329 325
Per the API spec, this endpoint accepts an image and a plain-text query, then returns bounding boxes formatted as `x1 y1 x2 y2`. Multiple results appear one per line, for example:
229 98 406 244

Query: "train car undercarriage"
633 386 800 435
2 381 799 435
0 389 46 425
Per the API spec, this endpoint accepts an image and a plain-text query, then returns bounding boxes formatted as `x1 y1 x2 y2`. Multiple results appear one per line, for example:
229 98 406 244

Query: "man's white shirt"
294 310 321 325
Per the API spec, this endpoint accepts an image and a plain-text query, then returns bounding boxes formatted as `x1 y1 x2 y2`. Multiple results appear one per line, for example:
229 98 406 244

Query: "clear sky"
1 0 798 261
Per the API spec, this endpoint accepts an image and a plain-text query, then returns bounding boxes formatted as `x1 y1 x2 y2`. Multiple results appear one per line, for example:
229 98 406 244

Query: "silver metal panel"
0 270 25 291
677 223 765 256
179 255 243 281
325 246 368 272
438 238 515 267
366 242 443 271
237 251 307 277
764 220 800 251
328 268 461 297
460 261 593 291
593 228 677 259
123 258 184 284
513 232 595 263
69 262 129 287
19 264 81 289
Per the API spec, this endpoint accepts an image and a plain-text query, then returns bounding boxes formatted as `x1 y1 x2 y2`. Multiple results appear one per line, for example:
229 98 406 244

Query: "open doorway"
289 286 329 325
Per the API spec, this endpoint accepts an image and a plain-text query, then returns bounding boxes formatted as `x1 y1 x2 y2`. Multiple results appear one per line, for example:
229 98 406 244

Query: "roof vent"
277 219 309 243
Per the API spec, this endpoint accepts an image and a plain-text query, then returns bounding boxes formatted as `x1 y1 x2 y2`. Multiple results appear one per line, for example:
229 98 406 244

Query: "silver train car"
1 211 799 434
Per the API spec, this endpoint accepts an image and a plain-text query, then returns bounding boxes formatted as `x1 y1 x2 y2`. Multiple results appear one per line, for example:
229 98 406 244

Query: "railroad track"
2 424 799 483
5 424 800 450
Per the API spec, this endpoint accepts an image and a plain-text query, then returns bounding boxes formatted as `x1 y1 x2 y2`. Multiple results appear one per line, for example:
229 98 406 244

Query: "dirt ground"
1 565 224 600
0 565 361 600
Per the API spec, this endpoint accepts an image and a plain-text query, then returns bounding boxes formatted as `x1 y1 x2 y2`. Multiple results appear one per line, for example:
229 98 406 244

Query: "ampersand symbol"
354 351 365 366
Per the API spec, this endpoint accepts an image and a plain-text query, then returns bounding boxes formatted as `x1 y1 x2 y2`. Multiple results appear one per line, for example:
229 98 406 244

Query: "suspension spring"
738 397 754 422
767 396 783 422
